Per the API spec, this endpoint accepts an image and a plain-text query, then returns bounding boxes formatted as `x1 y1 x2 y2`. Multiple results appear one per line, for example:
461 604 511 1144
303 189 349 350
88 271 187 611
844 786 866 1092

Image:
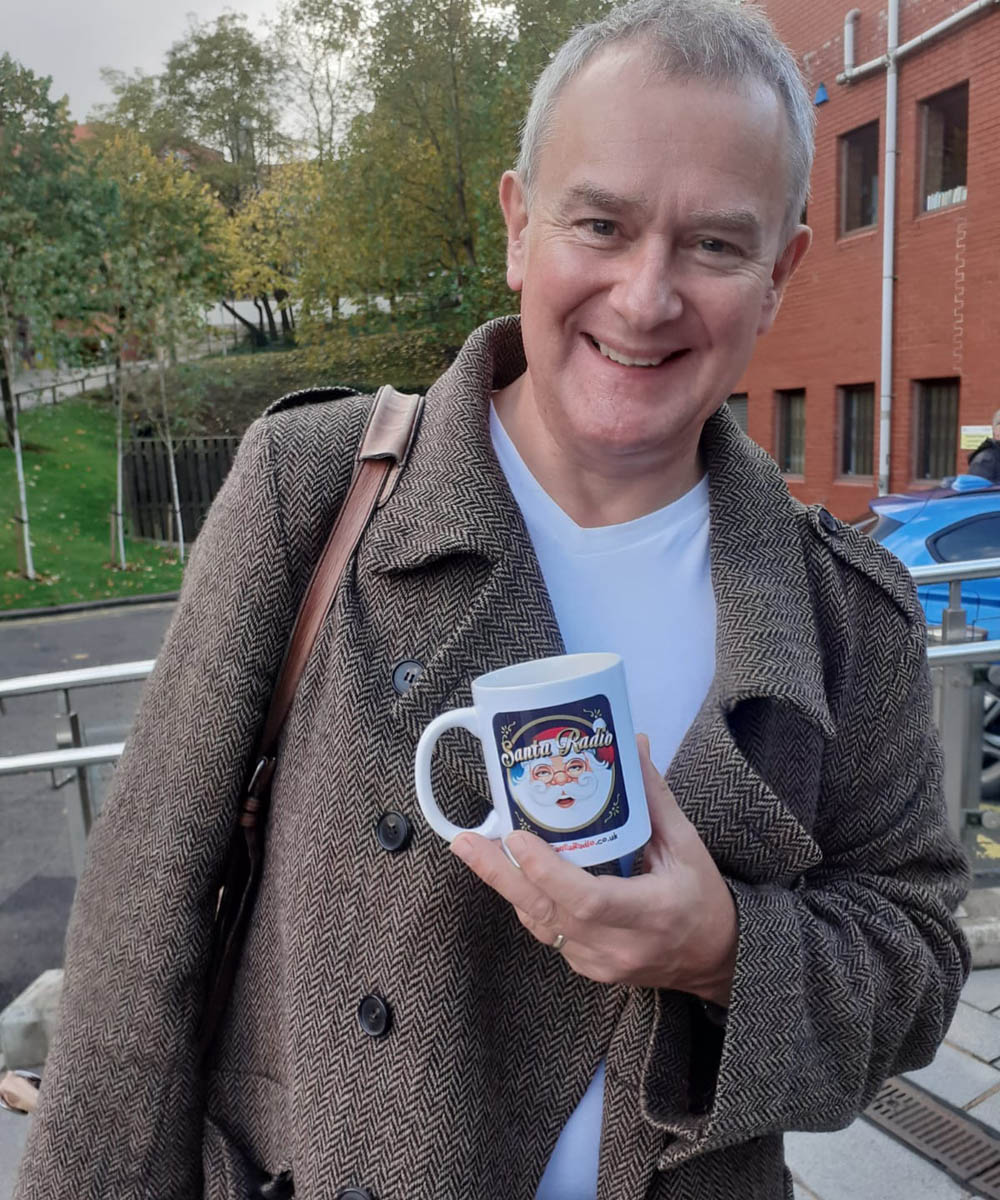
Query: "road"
0 602 174 1010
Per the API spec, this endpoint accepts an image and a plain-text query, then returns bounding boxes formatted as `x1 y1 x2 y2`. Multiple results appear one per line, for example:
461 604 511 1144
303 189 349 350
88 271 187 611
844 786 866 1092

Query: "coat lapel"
361 318 567 800
663 407 832 884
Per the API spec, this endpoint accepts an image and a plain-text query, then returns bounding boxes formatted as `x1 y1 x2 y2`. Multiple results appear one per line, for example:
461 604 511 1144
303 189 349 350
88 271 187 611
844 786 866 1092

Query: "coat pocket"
203 1114 294 1199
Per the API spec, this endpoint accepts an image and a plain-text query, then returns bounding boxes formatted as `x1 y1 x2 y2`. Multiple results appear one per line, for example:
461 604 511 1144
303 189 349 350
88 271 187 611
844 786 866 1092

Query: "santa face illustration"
507 731 614 831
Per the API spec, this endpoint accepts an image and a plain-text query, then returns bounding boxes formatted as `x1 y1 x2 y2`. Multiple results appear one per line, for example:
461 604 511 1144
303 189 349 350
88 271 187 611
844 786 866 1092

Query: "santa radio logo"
493 695 629 840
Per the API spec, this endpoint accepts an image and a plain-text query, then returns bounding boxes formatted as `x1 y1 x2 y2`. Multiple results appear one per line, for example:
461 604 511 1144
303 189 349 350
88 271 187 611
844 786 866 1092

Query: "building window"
922 83 968 212
840 121 879 233
776 389 805 475
840 384 875 476
727 393 748 433
915 378 959 480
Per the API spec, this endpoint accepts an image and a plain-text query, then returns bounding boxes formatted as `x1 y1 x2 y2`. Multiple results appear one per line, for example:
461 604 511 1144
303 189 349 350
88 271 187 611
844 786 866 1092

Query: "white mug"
414 652 650 868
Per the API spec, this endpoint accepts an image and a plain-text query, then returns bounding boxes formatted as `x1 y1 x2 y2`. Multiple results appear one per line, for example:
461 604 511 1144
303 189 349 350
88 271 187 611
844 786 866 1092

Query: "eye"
567 758 587 776
532 765 552 781
699 237 737 255
584 219 618 238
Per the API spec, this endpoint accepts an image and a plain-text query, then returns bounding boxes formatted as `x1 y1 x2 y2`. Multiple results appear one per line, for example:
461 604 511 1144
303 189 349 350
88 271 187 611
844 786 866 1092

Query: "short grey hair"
515 0 815 246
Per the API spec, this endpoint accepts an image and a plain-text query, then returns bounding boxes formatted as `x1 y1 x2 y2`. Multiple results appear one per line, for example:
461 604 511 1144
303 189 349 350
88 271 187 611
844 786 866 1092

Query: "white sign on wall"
961 426 991 450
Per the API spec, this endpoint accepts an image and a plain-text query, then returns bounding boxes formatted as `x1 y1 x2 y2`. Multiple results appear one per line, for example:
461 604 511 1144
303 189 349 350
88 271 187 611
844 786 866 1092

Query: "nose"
549 768 572 786
610 237 683 329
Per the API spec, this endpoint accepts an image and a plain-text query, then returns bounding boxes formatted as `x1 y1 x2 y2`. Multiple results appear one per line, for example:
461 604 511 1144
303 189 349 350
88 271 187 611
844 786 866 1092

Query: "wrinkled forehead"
540 43 792 229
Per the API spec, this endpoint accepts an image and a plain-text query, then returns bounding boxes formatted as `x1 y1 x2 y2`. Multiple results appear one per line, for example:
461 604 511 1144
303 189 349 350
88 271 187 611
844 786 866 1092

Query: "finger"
504 830 636 930
637 734 690 844
451 833 560 925
514 906 566 949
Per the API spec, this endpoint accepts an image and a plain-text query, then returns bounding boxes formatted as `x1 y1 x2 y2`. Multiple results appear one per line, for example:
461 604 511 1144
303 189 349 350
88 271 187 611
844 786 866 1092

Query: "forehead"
537 47 790 237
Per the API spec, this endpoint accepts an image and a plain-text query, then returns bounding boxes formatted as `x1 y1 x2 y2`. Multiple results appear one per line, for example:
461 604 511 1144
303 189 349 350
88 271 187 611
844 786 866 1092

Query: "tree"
93 130 230 565
268 0 362 165
0 54 106 577
314 0 612 331
162 14 286 206
228 161 323 342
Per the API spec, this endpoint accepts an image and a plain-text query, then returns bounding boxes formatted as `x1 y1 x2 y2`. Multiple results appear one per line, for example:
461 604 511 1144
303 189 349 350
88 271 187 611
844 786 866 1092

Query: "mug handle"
414 708 504 843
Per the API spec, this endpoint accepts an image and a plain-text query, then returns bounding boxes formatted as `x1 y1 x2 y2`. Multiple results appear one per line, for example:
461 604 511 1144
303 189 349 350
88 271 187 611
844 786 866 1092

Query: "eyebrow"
560 183 650 213
559 186 765 245
686 208 764 241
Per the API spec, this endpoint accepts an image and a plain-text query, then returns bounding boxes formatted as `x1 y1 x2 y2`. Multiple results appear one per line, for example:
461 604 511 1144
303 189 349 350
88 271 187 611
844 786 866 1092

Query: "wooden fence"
124 436 240 543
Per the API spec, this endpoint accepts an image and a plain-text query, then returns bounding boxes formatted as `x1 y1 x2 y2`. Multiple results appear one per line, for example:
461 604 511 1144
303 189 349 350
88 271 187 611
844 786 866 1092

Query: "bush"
166 325 467 435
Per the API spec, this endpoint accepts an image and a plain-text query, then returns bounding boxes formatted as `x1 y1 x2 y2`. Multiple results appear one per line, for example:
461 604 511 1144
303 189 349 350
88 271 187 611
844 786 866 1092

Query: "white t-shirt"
489 406 716 1200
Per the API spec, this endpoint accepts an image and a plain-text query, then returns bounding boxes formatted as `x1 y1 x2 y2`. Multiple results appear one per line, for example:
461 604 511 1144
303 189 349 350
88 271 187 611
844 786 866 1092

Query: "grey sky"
5 1 279 123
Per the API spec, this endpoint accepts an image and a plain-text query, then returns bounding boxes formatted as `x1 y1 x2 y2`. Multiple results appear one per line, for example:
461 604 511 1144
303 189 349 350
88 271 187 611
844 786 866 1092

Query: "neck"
492 375 705 527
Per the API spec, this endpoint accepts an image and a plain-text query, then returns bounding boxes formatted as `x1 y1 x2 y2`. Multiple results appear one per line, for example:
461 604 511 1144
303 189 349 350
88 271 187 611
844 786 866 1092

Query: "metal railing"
3 555 1000 862
912 558 1000 839
14 371 116 408
0 660 153 874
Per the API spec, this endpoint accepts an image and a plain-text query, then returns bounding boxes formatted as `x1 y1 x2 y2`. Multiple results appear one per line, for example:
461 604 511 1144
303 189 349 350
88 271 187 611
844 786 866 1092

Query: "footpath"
789 959 1000 1198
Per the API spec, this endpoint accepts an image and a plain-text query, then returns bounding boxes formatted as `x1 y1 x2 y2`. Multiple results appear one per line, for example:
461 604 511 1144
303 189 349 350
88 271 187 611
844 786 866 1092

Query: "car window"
928 513 1000 562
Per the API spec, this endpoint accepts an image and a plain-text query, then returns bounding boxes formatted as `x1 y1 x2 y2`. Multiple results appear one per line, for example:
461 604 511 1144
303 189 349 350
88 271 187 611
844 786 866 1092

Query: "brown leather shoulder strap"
199 386 423 1061
257 385 423 756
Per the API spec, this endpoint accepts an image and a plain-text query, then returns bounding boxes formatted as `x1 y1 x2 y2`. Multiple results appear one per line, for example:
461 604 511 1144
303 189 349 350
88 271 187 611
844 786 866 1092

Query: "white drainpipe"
897 0 1000 57
837 0 1000 494
844 8 862 71
877 0 900 497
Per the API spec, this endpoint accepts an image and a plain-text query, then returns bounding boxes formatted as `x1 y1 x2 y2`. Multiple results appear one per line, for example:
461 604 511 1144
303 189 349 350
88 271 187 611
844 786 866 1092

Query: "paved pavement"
0 603 175 1011
788 965 1000 1199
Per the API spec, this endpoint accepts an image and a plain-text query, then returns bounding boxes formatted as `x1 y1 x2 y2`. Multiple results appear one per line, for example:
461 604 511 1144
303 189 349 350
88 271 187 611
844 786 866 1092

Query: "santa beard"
507 756 614 832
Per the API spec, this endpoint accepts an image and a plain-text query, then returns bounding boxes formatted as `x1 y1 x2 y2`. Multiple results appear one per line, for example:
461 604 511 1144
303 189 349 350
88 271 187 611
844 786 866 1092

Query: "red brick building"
738 0 1000 518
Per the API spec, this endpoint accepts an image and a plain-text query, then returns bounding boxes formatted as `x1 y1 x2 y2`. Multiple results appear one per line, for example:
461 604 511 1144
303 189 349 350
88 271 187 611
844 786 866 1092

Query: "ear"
499 170 530 293
757 224 812 336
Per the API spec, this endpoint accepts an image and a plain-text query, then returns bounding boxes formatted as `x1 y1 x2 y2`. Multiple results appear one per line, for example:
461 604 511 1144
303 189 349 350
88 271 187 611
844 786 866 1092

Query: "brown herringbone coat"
15 318 969 1200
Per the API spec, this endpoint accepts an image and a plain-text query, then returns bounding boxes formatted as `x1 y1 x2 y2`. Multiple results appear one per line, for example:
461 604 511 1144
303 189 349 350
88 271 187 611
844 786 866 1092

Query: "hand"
450 734 738 1007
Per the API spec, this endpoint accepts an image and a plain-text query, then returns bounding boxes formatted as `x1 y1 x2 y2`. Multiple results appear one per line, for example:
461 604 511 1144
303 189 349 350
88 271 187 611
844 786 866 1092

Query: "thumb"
636 733 689 845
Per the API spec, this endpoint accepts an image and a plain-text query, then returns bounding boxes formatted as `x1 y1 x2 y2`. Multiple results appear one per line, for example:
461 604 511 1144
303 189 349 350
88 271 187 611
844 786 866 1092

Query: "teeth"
595 338 668 367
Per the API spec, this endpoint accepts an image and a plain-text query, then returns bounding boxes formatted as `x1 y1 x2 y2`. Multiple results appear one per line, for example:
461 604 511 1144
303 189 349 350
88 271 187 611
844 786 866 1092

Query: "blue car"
864 475 1000 640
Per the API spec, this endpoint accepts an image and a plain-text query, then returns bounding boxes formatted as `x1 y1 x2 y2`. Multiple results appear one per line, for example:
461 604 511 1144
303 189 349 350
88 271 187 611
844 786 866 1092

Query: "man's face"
508 750 614 831
500 48 810 468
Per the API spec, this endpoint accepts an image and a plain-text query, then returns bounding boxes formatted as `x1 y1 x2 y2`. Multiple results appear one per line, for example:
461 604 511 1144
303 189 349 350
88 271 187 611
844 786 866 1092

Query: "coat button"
376 811 412 853
818 507 840 535
336 1189 375 1200
392 659 423 695
358 994 391 1038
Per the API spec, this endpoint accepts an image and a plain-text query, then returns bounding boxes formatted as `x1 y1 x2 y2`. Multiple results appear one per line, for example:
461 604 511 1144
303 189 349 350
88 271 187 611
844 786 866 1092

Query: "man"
506 723 617 833
16 2 968 1198
968 410 1000 483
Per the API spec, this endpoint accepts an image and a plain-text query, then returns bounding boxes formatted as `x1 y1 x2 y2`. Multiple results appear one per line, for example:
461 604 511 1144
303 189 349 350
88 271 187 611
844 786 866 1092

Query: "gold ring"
552 932 566 952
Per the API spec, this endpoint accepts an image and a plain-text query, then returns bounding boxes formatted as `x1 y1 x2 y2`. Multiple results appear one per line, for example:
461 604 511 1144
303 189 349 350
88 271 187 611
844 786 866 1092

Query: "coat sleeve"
967 444 1000 483
13 418 302 1199
642 573 971 1165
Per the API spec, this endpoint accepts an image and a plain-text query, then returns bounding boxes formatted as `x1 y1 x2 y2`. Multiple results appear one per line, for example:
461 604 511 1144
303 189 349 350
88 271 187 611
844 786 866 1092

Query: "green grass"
0 325 460 612
1 398 185 611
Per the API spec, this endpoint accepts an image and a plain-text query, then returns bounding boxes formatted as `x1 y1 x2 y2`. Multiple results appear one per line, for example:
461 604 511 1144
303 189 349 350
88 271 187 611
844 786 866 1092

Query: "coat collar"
365 315 833 739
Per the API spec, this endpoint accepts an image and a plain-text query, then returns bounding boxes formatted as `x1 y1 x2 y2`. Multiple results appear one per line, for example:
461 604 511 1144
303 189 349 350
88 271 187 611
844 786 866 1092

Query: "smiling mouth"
588 335 689 368
556 796 575 808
